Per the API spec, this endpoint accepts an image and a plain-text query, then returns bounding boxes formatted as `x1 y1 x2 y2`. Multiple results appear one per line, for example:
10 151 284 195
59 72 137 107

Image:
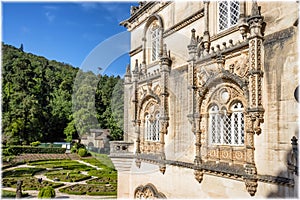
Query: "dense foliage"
2 43 124 145
38 186 56 198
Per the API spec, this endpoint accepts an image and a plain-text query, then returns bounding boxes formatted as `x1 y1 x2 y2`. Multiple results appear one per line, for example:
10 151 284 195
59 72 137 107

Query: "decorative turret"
132 59 139 75
160 43 172 68
124 64 132 84
188 29 198 60
238 1 249 41
247 1 264 38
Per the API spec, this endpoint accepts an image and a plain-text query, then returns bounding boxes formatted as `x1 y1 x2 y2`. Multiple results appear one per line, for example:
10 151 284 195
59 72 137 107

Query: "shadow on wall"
267 134 298 198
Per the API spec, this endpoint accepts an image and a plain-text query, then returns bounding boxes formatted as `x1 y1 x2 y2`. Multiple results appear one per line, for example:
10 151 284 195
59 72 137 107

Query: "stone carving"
134 183 166 199
159 164 166 174
245 179 258 196
287 136 298 175
194 169 204 183
16 180 23 198
226 53 249 78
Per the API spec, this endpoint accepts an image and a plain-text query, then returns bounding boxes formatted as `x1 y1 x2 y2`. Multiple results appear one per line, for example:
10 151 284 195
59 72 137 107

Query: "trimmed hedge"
4 146 65 155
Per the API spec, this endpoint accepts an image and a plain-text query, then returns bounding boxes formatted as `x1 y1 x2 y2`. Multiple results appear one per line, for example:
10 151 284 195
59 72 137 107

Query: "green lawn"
89 152 115 169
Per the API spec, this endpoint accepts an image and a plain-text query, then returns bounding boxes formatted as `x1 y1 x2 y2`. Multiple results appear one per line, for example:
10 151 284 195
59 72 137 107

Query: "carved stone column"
132 59 140 153
158 44 172 165
244 1 265 196
124 64 132 141
194 114 202 165
244 114 257 196
187 29 197 124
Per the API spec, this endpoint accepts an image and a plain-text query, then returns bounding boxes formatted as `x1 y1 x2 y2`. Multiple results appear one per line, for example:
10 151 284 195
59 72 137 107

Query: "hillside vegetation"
2 43 124 145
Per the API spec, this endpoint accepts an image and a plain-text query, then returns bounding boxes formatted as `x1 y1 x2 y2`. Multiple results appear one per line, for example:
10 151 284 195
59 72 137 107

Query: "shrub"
2 146 14 156
78 148 88 157
30 141 41 146
6 146 66 155
38 186 56 198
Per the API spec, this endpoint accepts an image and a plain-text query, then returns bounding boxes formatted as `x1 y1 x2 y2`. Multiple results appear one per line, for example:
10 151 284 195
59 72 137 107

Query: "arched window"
150 22 160 62
218 1 240 32
209 102 244 145
145 113 160 142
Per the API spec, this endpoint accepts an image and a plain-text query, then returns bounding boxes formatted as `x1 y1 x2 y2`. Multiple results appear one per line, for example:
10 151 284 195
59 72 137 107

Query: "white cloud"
79 3 99 11
45 11 55 22
43 5 59 10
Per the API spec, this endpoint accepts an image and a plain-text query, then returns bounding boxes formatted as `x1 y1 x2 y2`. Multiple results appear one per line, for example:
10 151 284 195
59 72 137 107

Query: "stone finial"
126 64 131 75
133 59 139 74
291 136 298 145
190 29 197 45
163 43 168 57
251 1 261 17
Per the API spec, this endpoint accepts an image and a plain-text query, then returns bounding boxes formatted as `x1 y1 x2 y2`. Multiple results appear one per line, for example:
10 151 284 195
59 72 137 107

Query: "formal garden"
1 144 117 199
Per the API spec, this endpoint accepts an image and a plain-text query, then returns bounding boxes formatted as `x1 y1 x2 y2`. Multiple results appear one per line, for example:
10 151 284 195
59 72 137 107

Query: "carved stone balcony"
109 141 134 172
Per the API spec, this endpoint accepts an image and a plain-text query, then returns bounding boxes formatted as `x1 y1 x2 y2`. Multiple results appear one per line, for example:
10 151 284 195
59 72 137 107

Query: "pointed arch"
142 14 164 64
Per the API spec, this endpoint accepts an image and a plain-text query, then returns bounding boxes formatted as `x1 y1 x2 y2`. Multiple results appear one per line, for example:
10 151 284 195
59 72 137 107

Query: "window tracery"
209 102 244 146
150 22 160 62
218 1 240 31
145 113 160 142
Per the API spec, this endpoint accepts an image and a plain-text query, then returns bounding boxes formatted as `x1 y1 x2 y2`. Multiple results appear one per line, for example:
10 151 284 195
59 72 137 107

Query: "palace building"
109 1 299 198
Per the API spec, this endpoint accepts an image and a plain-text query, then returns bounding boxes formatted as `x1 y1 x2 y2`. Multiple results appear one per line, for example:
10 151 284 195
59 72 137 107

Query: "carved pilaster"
158 44 171 161
203 1 210 55
247 1 265 139
194 114 202 165
187 29 197 125
244 114 258 196
135 120 141 154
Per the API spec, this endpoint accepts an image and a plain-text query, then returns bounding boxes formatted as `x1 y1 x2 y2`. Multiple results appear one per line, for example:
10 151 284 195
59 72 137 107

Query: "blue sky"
2 1 137 76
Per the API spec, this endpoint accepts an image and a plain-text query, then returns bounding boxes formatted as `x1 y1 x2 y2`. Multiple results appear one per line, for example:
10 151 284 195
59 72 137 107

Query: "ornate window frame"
199 83 248 164
134 183 166 199
142 101 160 142
142 14 164 66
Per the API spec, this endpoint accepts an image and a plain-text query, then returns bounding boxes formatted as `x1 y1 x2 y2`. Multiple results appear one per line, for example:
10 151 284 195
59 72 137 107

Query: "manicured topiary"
78 148 88 157
38 186 56 198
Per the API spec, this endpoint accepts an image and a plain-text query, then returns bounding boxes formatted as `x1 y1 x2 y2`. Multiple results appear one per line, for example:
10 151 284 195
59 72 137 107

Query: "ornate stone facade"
110 1 298 198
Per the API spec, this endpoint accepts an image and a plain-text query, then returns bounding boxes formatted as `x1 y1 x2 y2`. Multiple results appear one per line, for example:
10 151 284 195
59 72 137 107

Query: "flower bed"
1 189 29 198
3 167 45 178
2 177 64 190
59 184 117 196
45 170 91 182
86 177 117 185
29 160 94 171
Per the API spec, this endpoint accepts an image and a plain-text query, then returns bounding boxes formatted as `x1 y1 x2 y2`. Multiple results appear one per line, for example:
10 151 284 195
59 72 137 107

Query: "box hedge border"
5 146 66 155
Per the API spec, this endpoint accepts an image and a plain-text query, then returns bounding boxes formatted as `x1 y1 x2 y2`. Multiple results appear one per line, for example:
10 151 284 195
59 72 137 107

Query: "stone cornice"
211 26 240 42
129 45 143 57
120 2 171 31
134 154 294 187
163 9 205 38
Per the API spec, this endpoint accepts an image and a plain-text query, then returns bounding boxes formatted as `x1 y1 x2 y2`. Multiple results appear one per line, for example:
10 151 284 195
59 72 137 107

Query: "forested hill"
2 43 124 145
